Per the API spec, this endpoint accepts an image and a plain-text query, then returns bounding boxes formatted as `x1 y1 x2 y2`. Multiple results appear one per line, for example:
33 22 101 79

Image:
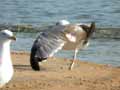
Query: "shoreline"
0 24 120 39
11 51 120 68
1 52 120 90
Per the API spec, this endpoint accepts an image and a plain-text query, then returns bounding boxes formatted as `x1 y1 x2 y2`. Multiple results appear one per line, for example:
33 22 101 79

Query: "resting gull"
30 20 95 71
0 30 16 88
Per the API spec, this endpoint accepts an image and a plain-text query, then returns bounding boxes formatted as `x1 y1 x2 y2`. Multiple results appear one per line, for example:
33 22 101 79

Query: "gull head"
56 20 70 26
0 30 16 43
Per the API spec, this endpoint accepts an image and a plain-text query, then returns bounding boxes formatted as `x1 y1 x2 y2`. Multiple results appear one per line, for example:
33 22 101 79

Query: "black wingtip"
87 22 96 38
79 22 95 38
90 22 95 32
30 46 40 71
30 57 40 71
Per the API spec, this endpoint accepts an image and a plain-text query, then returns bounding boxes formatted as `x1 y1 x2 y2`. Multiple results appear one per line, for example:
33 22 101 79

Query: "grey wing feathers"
33 26 66 59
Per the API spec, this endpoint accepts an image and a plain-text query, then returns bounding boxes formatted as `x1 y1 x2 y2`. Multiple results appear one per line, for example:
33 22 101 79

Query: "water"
0 0 120 27
11 33 120 66
0 0 120 66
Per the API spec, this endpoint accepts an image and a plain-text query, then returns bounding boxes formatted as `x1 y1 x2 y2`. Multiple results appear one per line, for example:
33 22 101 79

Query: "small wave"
0 24 120 39
93 28 120 39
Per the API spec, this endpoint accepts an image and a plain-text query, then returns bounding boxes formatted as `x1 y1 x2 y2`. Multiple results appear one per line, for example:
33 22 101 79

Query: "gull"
30 21 95 71
0 30 16 88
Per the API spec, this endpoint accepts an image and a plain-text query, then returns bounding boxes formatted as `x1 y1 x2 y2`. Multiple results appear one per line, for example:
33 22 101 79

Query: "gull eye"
2 33 6 36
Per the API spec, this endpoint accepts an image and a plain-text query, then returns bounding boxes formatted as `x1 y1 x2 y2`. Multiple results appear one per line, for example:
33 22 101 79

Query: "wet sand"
1 52 120 90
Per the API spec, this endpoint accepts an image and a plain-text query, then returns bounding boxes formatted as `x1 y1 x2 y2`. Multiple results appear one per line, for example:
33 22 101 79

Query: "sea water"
0 0 120 27
0 0 120 66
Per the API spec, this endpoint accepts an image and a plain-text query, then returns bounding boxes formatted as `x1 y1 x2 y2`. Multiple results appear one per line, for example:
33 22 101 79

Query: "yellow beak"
9 36 16 41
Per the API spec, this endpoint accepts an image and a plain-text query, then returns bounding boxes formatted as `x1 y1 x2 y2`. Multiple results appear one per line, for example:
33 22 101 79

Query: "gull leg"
69 49 78 70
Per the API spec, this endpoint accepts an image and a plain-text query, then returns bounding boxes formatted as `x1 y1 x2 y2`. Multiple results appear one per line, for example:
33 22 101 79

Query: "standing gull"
0 30 16 88
30 21 95 71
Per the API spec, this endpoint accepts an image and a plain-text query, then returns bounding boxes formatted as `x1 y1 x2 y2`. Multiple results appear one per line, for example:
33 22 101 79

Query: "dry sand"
1 52 120 90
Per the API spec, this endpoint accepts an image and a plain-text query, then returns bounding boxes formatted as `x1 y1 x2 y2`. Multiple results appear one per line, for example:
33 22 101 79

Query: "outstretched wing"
32 25 66 59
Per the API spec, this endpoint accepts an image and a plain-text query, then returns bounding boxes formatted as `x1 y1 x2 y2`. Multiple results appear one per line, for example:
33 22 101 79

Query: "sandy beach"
1 52 120 90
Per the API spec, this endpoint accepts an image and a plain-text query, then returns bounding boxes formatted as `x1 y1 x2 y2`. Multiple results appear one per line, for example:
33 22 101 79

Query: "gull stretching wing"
30 22 95 71
30 25 66 70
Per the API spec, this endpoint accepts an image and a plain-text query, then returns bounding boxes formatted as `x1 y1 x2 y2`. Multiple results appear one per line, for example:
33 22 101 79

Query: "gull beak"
9 36 16 41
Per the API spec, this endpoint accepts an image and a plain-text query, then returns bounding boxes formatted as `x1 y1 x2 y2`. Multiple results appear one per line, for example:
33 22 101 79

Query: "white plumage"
0 30 16 88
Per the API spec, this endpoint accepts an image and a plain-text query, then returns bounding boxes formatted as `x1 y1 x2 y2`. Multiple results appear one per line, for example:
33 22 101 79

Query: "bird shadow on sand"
13 65 47 71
